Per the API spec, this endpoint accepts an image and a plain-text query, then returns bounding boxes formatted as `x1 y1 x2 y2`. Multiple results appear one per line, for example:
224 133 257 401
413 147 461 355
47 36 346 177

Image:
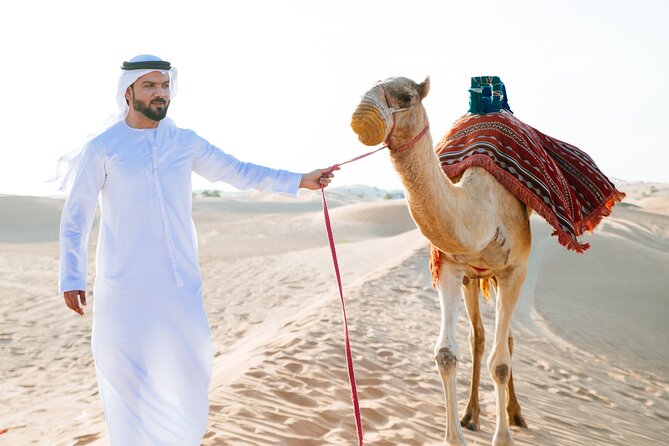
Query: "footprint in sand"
614 388 655 407
284 417 330 437
376 349 394 358
273 389 318 408
283 362 303 374
360 406 390 426
580 422 616 436
534 359 552 372
360 386 385 400
318 409 343 424
574 386 616 407
0 333 12 343
655 411 669 422
246 370 269 379
208 403 225 414
73 433 101 445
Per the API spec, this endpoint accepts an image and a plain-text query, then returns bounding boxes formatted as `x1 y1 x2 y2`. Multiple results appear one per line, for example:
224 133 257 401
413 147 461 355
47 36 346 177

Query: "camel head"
351 76 430 147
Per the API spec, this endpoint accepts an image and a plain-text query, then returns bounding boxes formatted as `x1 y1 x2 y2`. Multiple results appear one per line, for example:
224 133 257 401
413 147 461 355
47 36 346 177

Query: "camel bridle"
378 84 430 153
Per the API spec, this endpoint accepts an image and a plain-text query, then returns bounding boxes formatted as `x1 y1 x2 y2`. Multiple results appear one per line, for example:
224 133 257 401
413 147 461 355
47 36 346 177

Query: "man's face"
126 71 171 121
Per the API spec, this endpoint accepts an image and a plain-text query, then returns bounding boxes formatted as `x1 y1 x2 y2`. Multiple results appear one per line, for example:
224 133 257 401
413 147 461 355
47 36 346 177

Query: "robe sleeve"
58 141 106 294
191 135 302 196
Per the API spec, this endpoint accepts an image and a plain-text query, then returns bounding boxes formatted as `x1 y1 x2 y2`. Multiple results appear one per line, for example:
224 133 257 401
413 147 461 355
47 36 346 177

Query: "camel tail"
479 277 497 301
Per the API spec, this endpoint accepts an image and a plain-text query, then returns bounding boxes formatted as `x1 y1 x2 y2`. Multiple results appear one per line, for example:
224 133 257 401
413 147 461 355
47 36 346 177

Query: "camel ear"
418 76 430 100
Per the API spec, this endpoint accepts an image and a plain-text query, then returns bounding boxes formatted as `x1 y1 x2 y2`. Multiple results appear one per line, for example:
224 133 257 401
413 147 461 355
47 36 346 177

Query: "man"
58 54 335 445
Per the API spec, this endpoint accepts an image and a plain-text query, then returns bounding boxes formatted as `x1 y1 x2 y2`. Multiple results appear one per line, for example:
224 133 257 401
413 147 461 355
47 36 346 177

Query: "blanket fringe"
574 190 626 235
429 245 441 288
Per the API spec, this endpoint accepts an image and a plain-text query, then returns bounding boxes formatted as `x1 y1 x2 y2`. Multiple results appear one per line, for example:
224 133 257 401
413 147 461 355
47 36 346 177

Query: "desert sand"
1 181 668 445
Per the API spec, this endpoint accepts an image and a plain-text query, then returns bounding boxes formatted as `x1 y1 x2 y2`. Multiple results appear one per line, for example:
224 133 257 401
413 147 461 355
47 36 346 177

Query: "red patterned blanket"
435 111 625 252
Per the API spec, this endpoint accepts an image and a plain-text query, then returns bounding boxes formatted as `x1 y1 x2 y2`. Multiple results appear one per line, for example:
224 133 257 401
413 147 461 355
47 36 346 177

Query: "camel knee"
495 364 510 384
488 356 511 385
435 347 458 376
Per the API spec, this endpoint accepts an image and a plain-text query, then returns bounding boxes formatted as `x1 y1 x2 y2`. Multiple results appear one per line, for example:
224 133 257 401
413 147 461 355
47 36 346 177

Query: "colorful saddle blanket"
434 105 625 253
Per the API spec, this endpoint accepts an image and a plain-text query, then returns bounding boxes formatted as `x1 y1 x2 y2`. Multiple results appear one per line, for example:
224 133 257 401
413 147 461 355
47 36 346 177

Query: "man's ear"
418 76 430 100
125 85 133 105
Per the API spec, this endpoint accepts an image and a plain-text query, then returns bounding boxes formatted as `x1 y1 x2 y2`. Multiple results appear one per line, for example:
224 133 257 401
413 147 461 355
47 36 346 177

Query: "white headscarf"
115 54 178 120
52 55 178 192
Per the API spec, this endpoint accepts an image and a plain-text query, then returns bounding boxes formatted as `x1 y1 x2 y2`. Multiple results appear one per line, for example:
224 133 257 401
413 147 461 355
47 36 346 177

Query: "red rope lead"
321 186 364 446
317 125 428 445
328 145 389 173
317 146 395 446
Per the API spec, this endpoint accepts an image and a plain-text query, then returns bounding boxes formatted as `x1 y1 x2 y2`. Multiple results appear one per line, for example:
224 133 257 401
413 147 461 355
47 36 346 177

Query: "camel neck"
390 130 466 253
390 130 454 203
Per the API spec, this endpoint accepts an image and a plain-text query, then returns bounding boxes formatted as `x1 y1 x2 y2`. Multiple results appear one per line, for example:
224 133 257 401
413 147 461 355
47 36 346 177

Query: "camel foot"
444 424 467 446
508 411 528 428
460 412 480 431
492 430 514 446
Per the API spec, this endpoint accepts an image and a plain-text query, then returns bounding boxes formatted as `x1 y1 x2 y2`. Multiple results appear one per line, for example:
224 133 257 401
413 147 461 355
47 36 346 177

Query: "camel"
350 77 530 446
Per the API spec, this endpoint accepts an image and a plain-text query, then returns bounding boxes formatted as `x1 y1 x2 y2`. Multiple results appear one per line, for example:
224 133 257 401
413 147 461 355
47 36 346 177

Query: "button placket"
149 141 183 288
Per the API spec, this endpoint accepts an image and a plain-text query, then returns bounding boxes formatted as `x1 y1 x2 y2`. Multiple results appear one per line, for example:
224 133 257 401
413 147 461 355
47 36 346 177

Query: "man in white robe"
58 54 335 445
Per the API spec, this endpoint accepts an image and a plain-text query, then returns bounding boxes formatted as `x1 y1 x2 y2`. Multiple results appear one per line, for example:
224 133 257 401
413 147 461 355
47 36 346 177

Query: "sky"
1 0 667 196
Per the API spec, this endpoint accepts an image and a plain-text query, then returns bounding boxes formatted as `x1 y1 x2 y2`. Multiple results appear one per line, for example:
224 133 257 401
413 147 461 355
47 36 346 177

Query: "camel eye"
398 94 413 104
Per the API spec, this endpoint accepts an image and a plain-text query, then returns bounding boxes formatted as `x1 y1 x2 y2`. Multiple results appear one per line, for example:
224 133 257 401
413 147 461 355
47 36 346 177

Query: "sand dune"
0 195 64 243
0 183 668 445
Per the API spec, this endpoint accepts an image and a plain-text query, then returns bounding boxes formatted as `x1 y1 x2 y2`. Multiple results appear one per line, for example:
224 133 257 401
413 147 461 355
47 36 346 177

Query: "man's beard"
132 98 170 121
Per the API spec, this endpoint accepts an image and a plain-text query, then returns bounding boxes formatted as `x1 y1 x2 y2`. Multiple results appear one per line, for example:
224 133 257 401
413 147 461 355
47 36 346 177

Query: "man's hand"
299 166 340 190
64 290 87 316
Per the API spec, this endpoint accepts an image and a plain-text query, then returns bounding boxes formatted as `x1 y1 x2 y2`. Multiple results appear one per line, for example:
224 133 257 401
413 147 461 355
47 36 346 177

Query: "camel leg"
487 265 526 446
506 331 528 428
460 277 484 431
434 265 467 446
